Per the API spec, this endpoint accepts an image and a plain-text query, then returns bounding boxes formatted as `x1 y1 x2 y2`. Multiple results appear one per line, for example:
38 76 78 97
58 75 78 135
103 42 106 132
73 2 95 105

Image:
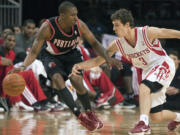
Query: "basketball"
2 73 26 96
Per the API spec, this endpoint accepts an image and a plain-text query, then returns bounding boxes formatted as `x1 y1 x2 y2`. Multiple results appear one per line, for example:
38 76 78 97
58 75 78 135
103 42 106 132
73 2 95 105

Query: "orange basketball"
2 73 26 96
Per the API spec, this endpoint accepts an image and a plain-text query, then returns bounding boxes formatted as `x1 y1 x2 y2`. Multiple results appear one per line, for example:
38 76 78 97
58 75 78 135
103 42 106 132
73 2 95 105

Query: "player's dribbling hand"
8 66 26 74
69 64 82 77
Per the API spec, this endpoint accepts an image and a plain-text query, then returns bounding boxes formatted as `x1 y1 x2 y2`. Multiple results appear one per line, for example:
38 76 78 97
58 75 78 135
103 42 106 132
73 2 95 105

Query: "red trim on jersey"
153 40 160 47
45 19 55 41
142 27 166 56
116 39 126 56
79 46 90 60
124 27 137 48
76 19 82 36
48 41 60 53
145 65 159 80
116 39 132 63
136 68 142 84
121 56 130 63
55 17 74 37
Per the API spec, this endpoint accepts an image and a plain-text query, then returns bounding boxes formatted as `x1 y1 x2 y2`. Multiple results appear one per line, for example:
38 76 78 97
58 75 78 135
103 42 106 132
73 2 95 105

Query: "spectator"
14 19 36 55
0 27 13 46
12 25 22 35
0 32 57 112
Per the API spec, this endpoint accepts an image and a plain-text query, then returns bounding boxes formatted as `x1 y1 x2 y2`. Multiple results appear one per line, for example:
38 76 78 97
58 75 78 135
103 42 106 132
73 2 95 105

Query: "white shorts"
142 59 175 108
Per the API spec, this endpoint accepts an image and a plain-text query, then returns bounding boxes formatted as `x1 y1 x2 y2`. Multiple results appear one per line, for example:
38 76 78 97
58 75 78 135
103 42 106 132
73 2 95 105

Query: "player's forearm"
91 41 110 62
22 38 43 68
78 56 105 70
161 29 180 39
22 52 37 68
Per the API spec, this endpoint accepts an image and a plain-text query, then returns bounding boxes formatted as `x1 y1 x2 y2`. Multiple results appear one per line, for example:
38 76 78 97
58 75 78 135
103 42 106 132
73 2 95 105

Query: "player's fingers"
69 71 80 77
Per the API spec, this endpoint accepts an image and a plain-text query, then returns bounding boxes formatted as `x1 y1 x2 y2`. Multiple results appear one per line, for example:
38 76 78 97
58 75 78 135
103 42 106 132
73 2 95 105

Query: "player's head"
111 9 134 37
23 19 36 38
4 32 16 51
58 1 78 26
168 50 179 69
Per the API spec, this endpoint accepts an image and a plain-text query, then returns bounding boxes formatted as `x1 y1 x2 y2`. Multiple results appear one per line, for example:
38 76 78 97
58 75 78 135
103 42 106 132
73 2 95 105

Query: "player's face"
4 35 16 50
63 7 78 27
112 20 128 37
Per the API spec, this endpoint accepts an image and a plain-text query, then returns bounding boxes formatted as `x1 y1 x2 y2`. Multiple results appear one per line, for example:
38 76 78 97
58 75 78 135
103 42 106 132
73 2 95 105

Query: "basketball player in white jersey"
71 9 180 134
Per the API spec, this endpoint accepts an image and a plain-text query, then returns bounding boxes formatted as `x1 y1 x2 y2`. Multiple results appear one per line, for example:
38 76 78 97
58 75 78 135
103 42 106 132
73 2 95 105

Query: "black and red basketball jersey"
45 17 81 55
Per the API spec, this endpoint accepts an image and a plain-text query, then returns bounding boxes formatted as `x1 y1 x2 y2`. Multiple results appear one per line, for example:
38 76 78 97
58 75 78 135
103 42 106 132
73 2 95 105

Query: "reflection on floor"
0 108 179 135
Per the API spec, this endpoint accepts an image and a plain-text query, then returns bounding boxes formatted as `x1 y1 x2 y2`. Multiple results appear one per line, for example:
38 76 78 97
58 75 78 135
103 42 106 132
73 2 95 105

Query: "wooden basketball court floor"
0 108 180 135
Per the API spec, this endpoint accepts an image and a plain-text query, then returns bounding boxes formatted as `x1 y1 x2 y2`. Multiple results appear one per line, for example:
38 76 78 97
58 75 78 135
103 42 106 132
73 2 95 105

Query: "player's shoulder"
114 37 123 43
108 39 117 48
47 16 57 22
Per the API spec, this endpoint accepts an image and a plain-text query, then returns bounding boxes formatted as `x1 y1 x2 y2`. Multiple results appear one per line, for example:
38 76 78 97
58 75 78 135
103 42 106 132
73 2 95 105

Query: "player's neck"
124 28 136 47
58 17 72 33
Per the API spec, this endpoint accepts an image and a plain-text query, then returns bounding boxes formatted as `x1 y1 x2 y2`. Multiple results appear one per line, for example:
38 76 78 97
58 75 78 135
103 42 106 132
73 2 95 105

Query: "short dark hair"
23 19 35 26
4 32 15 39
111 9 134 27
58 1 76 14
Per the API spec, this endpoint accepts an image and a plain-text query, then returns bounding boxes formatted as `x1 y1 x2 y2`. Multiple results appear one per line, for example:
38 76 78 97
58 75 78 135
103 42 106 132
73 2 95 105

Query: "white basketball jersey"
115 26 171 71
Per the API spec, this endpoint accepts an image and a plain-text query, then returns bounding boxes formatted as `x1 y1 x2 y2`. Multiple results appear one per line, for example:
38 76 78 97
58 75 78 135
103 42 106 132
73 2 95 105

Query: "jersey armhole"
142 26 154 47
45 19 55 41
115 39 132 64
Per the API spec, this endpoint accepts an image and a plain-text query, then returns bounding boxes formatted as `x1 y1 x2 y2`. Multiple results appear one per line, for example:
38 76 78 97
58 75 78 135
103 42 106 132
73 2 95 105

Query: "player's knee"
141 80 163 93
51 73 64 84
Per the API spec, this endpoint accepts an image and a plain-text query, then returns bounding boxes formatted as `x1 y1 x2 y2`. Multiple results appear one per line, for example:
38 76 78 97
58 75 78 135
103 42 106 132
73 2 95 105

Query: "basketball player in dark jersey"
10 1 115 131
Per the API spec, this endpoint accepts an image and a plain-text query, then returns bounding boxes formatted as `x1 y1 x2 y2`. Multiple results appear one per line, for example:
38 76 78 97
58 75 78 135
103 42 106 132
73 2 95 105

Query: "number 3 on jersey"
139 57 147 65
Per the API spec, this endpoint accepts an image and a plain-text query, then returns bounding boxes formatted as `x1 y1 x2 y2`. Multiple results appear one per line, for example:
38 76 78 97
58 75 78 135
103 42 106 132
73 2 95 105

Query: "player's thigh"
63 49 83 75
143 61 175 88
40 50 67 79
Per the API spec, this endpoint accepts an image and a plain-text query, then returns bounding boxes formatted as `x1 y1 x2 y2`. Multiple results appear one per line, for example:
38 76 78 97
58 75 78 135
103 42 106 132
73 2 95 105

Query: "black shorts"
40 48 83 80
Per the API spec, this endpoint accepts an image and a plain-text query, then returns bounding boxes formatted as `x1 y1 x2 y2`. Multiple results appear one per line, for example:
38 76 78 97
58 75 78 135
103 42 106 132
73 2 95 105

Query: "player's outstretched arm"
71 41 121 76
147 27 180 42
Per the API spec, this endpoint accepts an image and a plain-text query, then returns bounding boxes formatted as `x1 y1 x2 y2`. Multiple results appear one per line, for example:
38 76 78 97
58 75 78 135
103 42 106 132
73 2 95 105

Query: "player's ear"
125 22 130 27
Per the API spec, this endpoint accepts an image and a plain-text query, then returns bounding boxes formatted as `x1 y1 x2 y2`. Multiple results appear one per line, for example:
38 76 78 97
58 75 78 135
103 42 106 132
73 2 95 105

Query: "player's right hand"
69 64 82 77
8 66 26 74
